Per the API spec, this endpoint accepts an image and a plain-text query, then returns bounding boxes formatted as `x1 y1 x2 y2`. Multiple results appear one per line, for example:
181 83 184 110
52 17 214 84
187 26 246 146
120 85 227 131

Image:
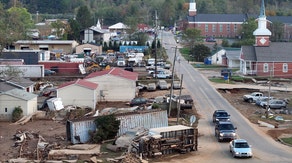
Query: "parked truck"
243 92 266 103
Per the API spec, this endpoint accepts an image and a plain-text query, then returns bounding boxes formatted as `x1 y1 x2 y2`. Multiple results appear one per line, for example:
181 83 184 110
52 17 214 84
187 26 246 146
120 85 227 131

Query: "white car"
229 139 253 158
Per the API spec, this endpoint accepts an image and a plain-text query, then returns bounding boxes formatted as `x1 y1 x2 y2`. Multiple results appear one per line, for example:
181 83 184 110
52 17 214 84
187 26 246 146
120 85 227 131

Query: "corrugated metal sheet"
67 110 168 144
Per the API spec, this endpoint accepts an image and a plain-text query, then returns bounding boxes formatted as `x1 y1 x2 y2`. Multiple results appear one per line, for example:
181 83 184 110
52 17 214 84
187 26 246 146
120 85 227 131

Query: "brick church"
186 0 292 40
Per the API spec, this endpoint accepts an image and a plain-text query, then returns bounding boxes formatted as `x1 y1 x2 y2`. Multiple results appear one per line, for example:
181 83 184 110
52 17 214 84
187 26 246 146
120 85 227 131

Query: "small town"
0 0 292 163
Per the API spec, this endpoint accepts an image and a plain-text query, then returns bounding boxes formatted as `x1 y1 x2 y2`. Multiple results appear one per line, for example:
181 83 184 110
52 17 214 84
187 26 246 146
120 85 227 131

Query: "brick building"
186 0 292 40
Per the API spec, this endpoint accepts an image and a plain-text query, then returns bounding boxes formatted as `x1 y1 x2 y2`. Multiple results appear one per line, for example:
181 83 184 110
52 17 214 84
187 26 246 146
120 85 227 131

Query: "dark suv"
212 110 230 123
215 121 237 142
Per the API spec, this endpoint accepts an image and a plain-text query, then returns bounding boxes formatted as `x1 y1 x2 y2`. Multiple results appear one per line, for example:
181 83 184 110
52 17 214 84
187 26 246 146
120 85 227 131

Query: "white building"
0 89 38 121
85 68 138 101
57 79 98 110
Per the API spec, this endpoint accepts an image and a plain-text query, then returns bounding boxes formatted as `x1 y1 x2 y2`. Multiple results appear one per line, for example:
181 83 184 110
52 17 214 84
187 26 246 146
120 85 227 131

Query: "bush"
152 103 160 109
12 106 23 122
91 114 120 143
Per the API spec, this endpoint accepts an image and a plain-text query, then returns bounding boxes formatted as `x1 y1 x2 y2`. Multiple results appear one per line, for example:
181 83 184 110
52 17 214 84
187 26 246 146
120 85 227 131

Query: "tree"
0 65 24 80
238 18 257 45
51 20 66 39
91 114 120 143
270 21 284 41
191 44 211 62
182 28 202 49
76 6 92 29
12 106 23 122
66 18 80 41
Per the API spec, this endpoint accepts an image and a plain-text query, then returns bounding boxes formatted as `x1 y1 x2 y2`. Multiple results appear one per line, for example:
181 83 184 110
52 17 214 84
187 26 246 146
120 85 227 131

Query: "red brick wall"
195 23 242 38
256 62 292 78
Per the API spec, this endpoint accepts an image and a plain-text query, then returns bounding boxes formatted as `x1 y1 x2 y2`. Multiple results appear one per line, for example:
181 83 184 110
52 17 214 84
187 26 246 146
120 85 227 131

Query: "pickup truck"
243 92 266 103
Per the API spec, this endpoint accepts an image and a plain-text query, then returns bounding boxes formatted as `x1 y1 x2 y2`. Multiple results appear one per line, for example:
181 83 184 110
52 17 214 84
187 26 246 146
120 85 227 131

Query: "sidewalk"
210 82 292 92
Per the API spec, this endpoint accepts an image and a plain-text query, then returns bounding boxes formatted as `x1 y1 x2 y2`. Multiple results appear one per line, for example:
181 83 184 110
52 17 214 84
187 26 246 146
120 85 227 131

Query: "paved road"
157 30 292 163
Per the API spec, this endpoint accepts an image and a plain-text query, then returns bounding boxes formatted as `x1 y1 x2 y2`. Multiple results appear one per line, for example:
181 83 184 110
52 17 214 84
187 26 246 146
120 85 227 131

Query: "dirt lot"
1 70 292 162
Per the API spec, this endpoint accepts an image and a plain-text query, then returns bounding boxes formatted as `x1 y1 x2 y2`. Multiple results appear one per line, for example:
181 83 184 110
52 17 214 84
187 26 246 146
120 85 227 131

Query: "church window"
212 24 216 32
263 63 269 73
283 63 288 73
219 24 223 32
234 24 237 32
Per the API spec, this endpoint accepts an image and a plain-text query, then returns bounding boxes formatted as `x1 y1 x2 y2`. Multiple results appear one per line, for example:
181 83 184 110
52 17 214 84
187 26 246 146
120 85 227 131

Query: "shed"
57 79 98 110
85 68 138 102
0 89 38 121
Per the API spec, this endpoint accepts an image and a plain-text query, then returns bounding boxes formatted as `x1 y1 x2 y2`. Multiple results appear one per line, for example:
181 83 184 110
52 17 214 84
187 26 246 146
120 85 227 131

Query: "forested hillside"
0 0 291 27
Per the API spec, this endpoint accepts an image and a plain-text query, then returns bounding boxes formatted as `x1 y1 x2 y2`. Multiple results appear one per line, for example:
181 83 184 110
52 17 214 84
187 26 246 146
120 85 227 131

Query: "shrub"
91 114 120 143
152 103 160 109
12 106 23 122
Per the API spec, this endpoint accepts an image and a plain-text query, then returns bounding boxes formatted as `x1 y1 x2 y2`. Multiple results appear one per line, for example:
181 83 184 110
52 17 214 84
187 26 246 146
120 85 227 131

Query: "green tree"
76 6 92 29
191 44 211 62
66 18 80 41
12 106 23 122
239 18 257 45
270 21 284 41
91 114 120 143
182 28 202 49
51 20 66 39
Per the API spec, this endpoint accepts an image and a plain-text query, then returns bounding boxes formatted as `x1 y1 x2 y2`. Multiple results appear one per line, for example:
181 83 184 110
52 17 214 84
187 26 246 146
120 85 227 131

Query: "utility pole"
168 46 178 117
266 66 273 118
154 10 158 79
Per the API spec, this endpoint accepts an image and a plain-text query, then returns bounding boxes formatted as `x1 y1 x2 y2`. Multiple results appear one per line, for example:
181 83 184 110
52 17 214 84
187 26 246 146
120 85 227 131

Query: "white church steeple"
253 0 271 46
189 0 197 16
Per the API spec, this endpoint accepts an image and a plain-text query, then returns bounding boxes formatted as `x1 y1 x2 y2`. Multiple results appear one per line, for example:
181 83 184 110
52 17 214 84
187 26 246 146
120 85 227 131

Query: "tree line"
0 0 291 27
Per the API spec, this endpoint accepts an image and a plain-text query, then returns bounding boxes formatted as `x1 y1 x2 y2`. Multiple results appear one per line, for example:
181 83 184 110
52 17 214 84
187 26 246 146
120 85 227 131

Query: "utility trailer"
131 125 198 158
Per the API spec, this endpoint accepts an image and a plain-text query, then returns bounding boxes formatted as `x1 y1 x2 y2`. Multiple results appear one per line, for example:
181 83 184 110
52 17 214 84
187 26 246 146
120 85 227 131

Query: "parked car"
129 97 148 107
212 110 230 123
147 83 156 91
255 97 274 107
263 99 287 109
229 139 253 158
172 80 182 89
215 121 237 142
205 36 216 42
156 80 169 90
44 69 56 76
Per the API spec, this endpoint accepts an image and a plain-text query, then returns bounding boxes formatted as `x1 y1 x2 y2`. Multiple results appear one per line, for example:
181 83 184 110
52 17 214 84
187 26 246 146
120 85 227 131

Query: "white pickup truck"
243 92 266 103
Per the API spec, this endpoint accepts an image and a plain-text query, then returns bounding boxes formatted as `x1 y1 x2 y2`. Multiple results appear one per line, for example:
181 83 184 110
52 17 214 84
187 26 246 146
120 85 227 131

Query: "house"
84 68 138 101
240 0 292 78
1 77 35 93
108 22 129 34
14 40 79 54
186 0 292 40
57 79 98 110
210 48 241 68
225 49 241 68
0 89 38 121
75 43 102 55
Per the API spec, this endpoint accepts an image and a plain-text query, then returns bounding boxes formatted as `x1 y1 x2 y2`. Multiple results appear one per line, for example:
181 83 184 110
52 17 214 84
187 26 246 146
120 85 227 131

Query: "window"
283 63 288 73
205 25 208 32
263 63 269 73
212 24 216 32
219 24 223 32
227 24 230 32
5 108 7 112
234 24 237 32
